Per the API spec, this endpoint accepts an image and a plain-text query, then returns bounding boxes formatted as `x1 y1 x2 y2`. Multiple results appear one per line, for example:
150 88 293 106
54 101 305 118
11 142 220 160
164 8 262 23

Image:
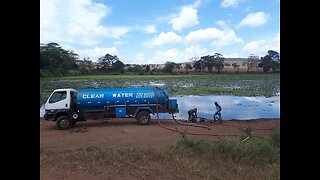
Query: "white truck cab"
44 89 78 129
45 88 76 110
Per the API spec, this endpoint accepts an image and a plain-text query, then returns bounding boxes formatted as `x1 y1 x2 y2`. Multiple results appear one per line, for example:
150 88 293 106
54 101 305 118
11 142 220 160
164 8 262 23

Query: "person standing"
214 102 222 123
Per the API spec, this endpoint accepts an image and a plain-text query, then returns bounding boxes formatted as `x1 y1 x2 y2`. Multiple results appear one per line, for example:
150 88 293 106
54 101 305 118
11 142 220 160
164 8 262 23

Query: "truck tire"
136 111 151 125
56 115 73 130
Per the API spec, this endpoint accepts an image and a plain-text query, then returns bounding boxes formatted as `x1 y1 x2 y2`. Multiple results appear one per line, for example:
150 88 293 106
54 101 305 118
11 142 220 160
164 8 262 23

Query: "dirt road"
40 118 280 151
40 118 280 180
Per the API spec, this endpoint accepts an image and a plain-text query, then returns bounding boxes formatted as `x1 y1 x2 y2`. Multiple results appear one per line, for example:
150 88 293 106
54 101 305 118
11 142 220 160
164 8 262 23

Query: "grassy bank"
42 74 199 79
41 129 280 179
40 74 280 104
41 73 278 80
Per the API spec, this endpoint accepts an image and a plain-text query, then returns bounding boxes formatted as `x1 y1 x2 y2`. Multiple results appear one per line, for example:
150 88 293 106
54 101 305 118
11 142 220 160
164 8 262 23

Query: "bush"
40 69 54 77
170 131 280 166
67 70 81 76
267 128 280 148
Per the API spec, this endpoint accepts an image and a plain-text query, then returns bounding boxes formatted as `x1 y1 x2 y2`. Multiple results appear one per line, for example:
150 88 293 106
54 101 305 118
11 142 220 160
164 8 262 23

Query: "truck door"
70 91 77 110
45 91 70 110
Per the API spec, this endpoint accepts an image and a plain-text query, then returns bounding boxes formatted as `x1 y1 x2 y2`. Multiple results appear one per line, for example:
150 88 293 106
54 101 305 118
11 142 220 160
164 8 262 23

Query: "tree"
258 50 280 72
189 56 202 72
184 63 193 72
268 50 280 61
175 63 182 70
232 63 240 73
224 63 231 72
127 65 142 72
40 43 64 67
201 55 215 72
112 60 125 72
98 54 119 69
40 42 80 77
193 60 205 72
213 53 224 73
189 56 200 62
97 53 126 73
247 54 259 72
145 65 150 72
163 61 176 73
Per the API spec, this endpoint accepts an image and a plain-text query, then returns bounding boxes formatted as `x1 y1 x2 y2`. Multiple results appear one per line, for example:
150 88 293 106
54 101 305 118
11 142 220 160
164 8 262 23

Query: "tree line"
40 42 280 77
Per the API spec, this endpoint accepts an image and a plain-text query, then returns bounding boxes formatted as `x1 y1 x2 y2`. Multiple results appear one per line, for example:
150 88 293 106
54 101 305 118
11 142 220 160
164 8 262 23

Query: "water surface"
40 95 280 121
155 95 280 120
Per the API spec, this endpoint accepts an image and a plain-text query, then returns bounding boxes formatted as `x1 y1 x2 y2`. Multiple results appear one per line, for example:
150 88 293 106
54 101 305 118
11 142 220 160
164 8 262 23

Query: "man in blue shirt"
214 102 222 123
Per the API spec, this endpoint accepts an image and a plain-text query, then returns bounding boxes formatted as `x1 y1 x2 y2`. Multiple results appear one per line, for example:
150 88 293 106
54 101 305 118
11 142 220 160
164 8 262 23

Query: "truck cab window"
49 91 67 103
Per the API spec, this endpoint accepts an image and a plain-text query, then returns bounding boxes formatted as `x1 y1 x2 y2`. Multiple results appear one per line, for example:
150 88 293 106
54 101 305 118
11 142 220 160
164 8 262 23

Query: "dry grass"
41 130 280 180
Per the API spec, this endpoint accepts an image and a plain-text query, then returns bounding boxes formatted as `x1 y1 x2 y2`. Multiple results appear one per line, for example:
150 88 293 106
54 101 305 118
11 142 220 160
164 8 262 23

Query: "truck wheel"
56 115 73 130
136 111 151 125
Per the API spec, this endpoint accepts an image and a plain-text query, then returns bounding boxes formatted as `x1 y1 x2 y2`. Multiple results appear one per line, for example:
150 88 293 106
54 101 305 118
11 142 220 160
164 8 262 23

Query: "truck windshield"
49 91 67 103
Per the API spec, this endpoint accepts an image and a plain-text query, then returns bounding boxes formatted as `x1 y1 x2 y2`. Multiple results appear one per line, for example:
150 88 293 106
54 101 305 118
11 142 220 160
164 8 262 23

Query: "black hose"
171 114 211 130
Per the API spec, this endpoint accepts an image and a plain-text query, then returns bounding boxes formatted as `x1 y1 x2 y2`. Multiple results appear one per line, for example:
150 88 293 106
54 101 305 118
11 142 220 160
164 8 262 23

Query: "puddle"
40 95 280 121
153 95 280 120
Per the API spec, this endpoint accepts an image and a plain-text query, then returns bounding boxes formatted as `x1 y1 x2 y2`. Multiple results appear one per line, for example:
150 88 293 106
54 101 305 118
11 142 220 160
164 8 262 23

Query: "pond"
40 94 280 121
154 95 280 120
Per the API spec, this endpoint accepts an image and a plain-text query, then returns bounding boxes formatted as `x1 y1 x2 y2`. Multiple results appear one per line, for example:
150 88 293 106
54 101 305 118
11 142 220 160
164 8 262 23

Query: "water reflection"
152 95 280 120
40 95 280 121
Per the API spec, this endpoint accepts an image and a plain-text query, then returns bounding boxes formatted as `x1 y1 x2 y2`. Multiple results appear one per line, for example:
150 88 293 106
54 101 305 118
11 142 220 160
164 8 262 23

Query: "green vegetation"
42 74 196 79
40 43 126 77
258 50 280 73
41 129 280 179
170 129 280 166
41 42 280 78
40 74 280 104
40 43 81 77
39 43 280 104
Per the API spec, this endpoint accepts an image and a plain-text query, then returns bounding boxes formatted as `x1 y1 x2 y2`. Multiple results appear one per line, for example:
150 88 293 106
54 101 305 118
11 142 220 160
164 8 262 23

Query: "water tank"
76 87 169 110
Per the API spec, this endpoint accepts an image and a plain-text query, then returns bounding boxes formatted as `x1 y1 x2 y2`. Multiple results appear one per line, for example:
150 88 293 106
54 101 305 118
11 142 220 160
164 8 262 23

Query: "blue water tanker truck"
44 85 179 130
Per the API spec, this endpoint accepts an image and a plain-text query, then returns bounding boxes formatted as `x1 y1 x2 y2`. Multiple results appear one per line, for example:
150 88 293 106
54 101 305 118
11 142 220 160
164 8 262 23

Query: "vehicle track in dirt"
40 118 280 151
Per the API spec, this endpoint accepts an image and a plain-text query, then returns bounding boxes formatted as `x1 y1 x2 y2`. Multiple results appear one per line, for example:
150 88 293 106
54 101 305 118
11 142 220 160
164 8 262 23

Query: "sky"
40 0 280 64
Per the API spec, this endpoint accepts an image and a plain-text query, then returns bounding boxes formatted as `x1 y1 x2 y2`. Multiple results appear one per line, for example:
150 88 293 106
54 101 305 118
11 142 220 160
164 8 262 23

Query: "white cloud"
148 45 208 64
238 12 269 28
216 20 228 29
212 29 244 46
243 32 280 57
185 28 221 44
113 40 129 45
134 53 145 64
221 0 239 8
143 25 157 34
74 47 119 62
192 0 202 8
143 32 183 47
40 0 131 46
185 28 243 46
221 52 241 58
169 6 199 31
184 45 208 59
149 49 183 64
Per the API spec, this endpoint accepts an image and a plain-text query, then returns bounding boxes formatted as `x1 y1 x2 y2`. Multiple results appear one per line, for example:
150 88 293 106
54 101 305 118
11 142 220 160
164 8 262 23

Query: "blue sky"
40 0 280 64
